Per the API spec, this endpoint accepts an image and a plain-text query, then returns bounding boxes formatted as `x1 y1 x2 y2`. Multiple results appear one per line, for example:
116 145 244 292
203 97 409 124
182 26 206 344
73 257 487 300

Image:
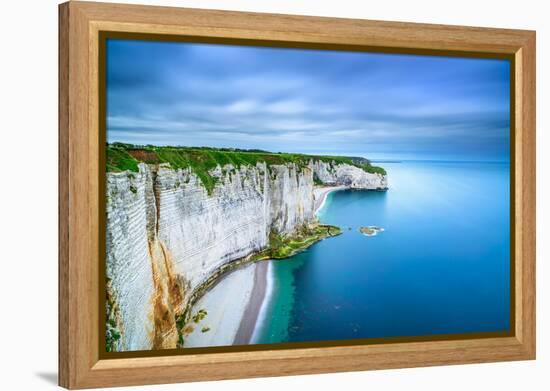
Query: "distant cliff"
105 144 387 351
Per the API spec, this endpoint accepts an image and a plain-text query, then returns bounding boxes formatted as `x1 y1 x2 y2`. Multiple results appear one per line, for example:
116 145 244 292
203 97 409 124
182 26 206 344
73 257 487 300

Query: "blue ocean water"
256 161 511 344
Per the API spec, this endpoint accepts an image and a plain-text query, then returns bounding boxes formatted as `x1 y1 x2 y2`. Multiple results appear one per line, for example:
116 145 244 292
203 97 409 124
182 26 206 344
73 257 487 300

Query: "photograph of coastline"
104 39 511 352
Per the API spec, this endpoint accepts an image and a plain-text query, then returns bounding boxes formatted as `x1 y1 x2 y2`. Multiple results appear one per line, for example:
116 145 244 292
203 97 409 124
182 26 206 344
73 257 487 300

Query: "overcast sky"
106 39 510 161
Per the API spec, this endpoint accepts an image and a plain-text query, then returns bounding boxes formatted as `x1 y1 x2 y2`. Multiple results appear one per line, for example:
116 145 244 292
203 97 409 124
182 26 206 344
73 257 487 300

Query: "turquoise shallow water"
256 161 511 344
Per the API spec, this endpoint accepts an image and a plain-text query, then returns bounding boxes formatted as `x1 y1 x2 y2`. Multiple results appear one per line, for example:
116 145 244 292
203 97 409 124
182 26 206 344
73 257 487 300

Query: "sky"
106 39 510 162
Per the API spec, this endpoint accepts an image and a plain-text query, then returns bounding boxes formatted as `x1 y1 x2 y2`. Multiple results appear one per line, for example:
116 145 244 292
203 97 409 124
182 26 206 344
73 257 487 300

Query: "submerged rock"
359 226 385 236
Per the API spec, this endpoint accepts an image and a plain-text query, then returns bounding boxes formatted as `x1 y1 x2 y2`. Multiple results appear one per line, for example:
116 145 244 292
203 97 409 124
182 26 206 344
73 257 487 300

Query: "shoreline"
183 263 257 348
249 261 274 343
186 185 347 347
314 185 347 215
235 185 346 345
233 261 270 345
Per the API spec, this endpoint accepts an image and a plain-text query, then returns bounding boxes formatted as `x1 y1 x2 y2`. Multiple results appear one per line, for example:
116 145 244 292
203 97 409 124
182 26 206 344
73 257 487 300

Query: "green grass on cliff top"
106 143 386 193
107 143 386 174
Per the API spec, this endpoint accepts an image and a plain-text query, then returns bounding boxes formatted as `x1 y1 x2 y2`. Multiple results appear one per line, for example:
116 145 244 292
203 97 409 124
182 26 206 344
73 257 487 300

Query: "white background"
0 0 546 389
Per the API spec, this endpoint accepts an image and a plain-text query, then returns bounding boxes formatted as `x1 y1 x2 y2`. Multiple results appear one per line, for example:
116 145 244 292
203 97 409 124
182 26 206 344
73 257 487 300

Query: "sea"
254 161 511 344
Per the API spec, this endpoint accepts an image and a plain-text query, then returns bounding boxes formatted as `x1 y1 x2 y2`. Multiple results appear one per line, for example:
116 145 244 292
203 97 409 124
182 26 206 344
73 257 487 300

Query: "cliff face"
106 160 386 351
309 160 388 189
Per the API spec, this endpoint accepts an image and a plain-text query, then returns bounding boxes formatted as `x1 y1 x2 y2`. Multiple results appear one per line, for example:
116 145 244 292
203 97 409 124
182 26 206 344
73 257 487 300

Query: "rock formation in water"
105 145 387 351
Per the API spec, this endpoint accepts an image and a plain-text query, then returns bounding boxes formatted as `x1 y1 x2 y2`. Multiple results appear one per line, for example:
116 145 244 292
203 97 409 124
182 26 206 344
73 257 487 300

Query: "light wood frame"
59 1 536 389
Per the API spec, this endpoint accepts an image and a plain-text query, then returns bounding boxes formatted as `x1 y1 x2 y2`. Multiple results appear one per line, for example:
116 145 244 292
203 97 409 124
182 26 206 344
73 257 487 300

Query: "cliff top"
106 143 386 184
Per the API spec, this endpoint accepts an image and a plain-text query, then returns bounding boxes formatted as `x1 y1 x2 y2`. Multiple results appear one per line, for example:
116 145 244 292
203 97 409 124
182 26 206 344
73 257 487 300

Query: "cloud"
106 40 510 161
225 100 258 114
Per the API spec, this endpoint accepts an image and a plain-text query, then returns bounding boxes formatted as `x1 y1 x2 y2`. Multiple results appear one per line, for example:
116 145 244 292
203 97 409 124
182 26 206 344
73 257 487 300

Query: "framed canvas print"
58 1 536 389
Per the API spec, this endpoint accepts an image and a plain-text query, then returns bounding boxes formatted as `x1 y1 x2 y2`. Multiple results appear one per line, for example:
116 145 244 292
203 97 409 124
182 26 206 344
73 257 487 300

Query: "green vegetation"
106 146 140 173
174 223 343 348
175 312 186 347
364 165 386 175
313 173 324 186
106 143 386 194
105 322 121 353
251 223 342 261
175 309 208 347
105 279 123 352
192 309 208 323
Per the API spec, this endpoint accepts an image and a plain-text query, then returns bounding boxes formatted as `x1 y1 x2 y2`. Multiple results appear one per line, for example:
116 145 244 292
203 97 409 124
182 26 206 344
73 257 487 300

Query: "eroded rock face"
309 160 388 190
106 167 156 351
105 161 387 351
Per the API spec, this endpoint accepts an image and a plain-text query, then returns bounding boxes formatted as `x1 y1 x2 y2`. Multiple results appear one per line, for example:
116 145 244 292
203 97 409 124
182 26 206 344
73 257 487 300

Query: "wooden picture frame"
59 1 536 389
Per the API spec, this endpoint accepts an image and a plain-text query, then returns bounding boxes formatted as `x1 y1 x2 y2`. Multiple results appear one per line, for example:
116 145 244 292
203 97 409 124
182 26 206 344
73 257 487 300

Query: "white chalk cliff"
106 160 387 351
